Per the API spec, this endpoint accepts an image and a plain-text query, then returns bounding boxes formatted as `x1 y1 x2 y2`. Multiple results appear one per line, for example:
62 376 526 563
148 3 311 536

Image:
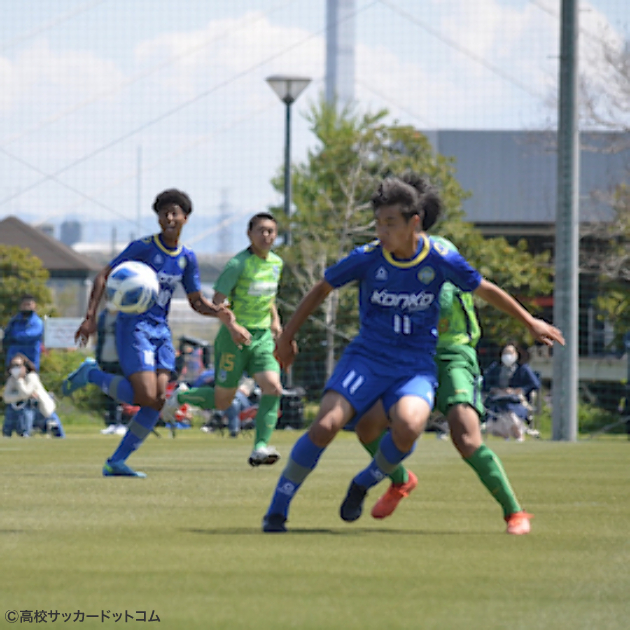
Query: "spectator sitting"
483 343 541 437
2 353 63 438
96 307 127 436
3 294 44 370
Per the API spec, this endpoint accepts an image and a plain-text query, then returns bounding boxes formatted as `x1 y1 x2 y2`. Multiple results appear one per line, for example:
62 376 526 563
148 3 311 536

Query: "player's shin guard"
353 432 415 490
108 407 160 463
464 444 522 517
265 433 324 518
361 431 409 485
254 395 280 449
88 371 135 405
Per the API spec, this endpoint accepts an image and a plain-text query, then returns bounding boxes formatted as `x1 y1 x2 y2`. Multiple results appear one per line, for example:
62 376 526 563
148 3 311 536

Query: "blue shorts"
324 349 437 431
115 316 176 377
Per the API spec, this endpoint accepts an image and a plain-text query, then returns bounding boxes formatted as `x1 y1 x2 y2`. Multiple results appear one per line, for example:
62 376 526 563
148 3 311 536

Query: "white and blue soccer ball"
106 261 160 314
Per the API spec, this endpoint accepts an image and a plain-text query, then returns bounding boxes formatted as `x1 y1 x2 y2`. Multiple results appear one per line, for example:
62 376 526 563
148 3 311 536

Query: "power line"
0 0 108 52
379 0 547 101
1 0 300 148
0 1 378 210
356 79 436 127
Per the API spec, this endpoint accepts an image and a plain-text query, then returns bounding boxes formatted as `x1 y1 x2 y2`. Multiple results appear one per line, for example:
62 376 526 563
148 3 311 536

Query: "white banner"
44 317 84 349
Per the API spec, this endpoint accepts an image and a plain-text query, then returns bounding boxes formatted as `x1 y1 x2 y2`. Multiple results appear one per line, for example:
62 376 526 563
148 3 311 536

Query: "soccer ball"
106 261 160 314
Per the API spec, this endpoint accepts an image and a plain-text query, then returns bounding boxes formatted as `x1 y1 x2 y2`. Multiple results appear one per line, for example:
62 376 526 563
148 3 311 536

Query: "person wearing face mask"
3 295 44 371
482 343 541 438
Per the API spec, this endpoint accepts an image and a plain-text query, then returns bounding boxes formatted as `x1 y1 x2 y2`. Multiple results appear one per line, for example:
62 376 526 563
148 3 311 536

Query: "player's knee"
260 382 283 398
309 420 338 447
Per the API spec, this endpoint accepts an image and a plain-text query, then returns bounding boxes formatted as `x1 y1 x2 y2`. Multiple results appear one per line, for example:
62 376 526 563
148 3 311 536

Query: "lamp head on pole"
266 75 311 105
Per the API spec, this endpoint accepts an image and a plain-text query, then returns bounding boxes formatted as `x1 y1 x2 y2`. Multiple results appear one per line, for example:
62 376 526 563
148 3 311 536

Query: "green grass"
1 427 629 630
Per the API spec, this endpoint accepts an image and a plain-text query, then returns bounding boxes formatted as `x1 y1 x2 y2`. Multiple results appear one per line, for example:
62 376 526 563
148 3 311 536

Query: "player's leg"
103 327 173 477
249 329 283 465
165 326 243 420
438 346 531 534
340 375 434 522
263 391 353 532
354 403 418 519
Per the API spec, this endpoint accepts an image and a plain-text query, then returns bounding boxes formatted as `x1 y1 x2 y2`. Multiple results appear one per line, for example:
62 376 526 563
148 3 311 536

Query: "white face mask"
501 352 518 367
10 366 22 378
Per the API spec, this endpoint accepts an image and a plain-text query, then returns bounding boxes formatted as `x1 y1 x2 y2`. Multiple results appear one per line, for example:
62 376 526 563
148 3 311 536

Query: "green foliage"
0 245 55 327
39 349 104 413
273 100 554 386
534 394 621 437
592 184 630 350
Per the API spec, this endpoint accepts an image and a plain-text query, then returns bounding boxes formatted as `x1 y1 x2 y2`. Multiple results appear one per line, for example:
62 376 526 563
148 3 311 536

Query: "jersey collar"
154 234 182 257
382 235 430 269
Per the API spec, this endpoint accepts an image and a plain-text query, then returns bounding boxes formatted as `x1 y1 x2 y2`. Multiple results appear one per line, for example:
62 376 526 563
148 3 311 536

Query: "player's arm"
270 302 282 339
474 279 565 347
74 264 112 346
276 280 334 368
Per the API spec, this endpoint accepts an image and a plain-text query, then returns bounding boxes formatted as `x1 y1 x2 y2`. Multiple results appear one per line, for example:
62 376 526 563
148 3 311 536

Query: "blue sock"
88 370 135 405
266 433 325 518
108 407 160 464
354 432 416 490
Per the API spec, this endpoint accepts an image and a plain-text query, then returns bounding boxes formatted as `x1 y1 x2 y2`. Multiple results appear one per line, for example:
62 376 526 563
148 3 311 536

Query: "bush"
39 349 103 413
534 393 620 436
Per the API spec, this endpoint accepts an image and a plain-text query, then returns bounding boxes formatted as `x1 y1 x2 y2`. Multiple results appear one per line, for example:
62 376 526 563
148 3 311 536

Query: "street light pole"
266 75 311 247
283 100 292 246
266 75 311 387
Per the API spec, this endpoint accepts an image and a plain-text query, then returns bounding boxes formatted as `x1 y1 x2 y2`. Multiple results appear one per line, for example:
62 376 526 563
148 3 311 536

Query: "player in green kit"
162 213 285 466
352 174 560 535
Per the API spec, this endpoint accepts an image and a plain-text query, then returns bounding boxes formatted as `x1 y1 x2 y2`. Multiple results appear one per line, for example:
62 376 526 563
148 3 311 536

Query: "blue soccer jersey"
324 236 482 372
108 234 201 376
109 233 201 324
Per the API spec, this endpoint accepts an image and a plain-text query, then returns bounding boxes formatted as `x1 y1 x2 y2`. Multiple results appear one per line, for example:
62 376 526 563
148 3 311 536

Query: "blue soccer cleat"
262 513 287 533
61 358 97 396
340 481 368 522
102 460 146 478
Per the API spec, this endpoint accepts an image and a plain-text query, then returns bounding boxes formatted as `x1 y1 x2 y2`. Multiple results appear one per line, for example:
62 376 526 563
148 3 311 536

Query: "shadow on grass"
184 527 495 536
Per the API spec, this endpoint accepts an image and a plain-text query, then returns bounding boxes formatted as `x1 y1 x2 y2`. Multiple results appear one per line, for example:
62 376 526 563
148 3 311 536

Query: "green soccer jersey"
433 236 481 348
214 248 283 330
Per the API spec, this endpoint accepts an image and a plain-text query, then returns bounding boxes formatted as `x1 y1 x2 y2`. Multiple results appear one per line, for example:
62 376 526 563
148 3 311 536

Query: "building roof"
0 215 101 273
427 130 630 224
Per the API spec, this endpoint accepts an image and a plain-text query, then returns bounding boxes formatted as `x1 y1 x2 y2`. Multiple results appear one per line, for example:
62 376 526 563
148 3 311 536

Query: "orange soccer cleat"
370 471 418 519
505 511 534 535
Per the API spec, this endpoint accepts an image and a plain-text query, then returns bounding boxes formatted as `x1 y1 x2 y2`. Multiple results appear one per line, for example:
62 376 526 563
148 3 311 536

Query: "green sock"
362 432 409 485
177 386 215 409
464 444 522 517
254 395 280 449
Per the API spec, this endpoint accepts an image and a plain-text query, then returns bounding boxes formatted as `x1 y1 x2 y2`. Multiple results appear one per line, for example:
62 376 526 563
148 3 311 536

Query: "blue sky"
0 0 627 253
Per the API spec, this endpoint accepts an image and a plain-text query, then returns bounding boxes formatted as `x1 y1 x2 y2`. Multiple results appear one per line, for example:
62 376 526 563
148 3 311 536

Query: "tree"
272 100 553 392
577 29 630 351
0 245 54 328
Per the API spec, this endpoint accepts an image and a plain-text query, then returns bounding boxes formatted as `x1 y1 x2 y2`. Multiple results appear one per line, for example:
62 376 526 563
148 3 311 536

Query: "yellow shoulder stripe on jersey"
382 236 430 268
153 234 182 257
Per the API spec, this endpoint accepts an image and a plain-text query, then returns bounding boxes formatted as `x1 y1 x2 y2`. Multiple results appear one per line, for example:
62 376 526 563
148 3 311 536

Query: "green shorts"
434 344 484 418
213 325 279 389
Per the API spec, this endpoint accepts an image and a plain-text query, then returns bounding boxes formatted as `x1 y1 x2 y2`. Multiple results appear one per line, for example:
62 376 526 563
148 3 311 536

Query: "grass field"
1 426 629 630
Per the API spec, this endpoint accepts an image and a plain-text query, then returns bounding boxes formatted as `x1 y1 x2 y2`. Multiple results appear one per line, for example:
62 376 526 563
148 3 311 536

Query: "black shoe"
340 481 368 522
262 513 287 533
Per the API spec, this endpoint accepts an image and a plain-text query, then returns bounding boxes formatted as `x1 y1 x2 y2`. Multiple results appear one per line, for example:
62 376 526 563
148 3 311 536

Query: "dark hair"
399 172 442 231
501 342 520 358
20 294 35 303
152 189 193 216
8 353 36 375
248 212 277 232
371 178 421 221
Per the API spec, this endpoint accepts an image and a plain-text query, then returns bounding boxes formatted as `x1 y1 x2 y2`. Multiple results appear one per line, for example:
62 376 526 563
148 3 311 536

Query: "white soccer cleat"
161 383 189 423
248 445 281 467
